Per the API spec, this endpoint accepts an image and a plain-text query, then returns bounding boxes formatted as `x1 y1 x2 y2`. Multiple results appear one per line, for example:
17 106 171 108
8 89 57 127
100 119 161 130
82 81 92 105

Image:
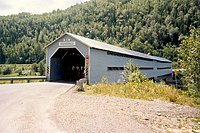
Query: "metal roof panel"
67 33 171 62
45 33 171 63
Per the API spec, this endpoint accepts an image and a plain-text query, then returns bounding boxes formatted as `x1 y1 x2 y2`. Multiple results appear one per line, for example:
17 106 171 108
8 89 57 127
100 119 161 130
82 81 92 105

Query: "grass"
84 81 199 107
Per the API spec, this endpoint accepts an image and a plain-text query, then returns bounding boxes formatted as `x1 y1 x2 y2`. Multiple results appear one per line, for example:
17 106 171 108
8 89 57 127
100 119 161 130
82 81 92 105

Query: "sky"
0 0 89 16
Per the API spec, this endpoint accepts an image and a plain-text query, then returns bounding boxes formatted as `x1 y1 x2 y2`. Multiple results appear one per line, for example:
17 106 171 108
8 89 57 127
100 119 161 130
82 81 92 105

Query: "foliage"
0 64 40 77
121 59 147 82
85 81 198 107
178 28 200 97
38 60 45 76
101 76 108 83
32 63 38 72
1 66 12 75
0 0 200 64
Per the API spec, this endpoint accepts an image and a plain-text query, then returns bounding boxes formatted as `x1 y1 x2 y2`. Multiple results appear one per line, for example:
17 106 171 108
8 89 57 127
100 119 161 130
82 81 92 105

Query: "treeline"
0 0 199 64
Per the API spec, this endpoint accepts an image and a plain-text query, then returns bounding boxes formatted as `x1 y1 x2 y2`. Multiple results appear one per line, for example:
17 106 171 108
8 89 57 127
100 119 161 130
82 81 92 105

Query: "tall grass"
85 81 198 107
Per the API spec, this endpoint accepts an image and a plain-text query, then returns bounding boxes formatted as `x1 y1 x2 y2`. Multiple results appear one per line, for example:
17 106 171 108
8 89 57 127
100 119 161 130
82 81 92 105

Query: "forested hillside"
0 0 199 64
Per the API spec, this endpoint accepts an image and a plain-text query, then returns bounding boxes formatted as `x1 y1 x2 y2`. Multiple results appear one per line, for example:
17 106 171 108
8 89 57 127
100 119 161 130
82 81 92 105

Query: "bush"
121 59 147 82
101 76 108 83
2 66 12 75
15 68 22 76
32 63 38 72
38 61 45 76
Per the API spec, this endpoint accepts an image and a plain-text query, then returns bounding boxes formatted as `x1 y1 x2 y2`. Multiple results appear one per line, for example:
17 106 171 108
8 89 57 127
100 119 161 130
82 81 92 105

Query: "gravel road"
0 82 73 133
0 83 199 133
51 88 200 133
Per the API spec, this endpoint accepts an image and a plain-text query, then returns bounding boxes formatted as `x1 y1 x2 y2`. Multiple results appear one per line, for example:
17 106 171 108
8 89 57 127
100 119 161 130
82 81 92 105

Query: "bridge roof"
45 33 171 63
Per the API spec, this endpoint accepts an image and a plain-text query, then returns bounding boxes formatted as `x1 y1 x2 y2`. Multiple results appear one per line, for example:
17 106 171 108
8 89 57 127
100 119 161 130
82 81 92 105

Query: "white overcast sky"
0 0 89 16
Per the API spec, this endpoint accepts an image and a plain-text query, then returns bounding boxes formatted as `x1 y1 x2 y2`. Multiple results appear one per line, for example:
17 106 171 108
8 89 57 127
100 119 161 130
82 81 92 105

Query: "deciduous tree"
178 28 200 96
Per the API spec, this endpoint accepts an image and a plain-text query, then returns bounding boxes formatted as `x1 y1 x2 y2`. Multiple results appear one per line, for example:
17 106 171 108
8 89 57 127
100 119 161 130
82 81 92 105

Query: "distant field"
0 64 46 84
0 64 40 77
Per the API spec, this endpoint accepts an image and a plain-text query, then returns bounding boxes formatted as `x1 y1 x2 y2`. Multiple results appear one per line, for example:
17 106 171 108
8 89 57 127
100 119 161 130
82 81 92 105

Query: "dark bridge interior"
50 48 85 81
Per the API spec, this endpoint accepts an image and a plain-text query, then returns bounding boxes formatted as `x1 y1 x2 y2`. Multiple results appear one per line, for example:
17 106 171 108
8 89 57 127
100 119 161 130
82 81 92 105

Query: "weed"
178 124 183 129
85 81 198 107
192 117 200 123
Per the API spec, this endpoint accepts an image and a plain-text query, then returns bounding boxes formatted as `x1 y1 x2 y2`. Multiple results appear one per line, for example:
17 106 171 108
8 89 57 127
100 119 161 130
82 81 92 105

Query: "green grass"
84 81 198 107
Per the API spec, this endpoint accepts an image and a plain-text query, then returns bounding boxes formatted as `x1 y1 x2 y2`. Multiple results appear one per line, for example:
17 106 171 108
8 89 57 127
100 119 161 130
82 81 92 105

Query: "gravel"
51 88 200 133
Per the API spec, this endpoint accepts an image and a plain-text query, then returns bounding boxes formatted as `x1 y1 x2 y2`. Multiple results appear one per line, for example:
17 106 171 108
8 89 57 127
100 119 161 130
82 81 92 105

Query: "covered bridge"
45 33 172 84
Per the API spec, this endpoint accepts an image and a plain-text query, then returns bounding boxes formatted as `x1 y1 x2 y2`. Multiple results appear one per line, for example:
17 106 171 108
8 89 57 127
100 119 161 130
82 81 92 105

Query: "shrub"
15 68 22 76
32 63 38 72
101 76 108 83
38 61 45 76
2 66 12 75
121 59 147 82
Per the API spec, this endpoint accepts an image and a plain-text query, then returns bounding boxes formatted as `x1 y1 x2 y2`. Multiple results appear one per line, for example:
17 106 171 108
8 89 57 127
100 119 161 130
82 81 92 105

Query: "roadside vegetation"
84 60 199 107
0 62 46 84
0 61 45 77
85 81 198 107
178 28 200 98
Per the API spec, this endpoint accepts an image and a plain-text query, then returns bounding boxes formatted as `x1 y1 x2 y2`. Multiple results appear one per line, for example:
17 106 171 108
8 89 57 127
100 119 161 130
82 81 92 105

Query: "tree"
121 59 147 82
38 60 45 76
0 43 5 64
178 28 200 96
0 0 199 64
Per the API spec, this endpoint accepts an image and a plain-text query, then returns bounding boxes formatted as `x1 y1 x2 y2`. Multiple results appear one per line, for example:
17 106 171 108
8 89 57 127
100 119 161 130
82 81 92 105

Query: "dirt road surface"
0 82 73 133
51 89 200 133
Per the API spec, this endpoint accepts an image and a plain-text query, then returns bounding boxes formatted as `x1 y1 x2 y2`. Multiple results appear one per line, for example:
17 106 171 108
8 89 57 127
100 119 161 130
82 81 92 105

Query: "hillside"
0 0 199 64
